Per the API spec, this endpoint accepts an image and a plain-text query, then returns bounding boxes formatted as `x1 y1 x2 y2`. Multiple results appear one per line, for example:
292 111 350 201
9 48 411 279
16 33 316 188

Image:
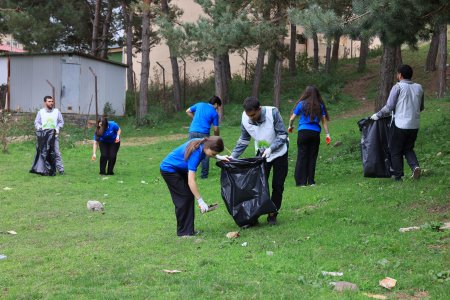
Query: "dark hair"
209 95 222 106
243 96 260 112
184 136 224 161
292 86 330 121
43 96 53 102
397 64 413 79
95 117 108 141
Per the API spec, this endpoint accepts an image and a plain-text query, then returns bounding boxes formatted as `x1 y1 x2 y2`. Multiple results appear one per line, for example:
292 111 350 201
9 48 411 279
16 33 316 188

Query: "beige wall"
126 0 381 88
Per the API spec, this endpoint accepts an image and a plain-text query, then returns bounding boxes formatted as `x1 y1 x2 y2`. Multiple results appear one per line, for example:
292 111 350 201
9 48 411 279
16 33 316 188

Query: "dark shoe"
59 171 65 175
411 167 421 180
267 213 277 225
107 172 114 176
99 172 107 175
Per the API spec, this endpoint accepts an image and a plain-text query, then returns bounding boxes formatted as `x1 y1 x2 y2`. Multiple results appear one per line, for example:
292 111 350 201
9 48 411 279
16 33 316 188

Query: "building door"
60 62 80 113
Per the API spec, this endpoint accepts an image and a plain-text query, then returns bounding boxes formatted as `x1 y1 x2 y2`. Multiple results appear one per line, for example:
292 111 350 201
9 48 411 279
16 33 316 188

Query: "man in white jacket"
371 64 424 181
34 96 65 174
231 96 289 225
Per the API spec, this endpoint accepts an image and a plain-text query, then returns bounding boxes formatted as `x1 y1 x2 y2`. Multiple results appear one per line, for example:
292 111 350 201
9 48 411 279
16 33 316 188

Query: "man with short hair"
371 64 424 181
34 96 65 174
231 96 289 225
186 95 222 179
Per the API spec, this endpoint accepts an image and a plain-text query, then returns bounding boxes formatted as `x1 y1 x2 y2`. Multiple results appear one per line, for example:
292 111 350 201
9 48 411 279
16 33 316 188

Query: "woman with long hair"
160 136 225 237
92 117 121 175
288 86 330 186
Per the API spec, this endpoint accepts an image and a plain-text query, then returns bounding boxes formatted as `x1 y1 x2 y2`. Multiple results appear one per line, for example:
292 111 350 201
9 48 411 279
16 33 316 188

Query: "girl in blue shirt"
92 117 121 175
288 86 330 186
160 136 225 237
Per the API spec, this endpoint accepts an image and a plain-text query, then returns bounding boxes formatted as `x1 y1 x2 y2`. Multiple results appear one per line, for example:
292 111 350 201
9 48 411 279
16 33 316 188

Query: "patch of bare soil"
427 202 450 214
76 133 186 147
338 73 377 119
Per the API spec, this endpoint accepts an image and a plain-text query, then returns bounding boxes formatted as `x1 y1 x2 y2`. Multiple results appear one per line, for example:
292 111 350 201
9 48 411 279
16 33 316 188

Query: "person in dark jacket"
91 117 121 175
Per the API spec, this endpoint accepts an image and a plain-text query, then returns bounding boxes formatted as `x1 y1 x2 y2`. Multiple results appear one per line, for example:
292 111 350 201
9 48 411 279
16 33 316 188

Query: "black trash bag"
216 157 277 227
357 116 392 178
30 129 56 176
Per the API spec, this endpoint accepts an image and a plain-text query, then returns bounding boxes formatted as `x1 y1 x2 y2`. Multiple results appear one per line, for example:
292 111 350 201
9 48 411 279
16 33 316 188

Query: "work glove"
115 135 120 143
262 148 272 159
91 153 96 161
370 113 379 121
197 198 209 214
326 133 331 145
288 126 294 133
215 154 229 162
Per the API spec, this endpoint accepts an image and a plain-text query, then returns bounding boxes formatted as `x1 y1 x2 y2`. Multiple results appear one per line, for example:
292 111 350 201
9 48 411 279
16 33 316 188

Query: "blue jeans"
188 131 209 178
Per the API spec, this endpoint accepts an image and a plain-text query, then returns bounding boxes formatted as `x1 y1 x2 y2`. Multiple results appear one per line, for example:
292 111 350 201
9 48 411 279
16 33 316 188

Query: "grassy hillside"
0 43 449 299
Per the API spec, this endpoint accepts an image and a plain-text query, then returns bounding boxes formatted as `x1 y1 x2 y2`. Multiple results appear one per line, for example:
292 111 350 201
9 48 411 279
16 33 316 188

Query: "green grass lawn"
0 95 449 299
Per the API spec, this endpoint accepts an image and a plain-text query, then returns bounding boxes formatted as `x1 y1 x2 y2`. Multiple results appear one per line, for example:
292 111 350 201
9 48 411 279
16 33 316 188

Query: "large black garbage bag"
30 129 56 176
357 117 391 178
216 157 277 227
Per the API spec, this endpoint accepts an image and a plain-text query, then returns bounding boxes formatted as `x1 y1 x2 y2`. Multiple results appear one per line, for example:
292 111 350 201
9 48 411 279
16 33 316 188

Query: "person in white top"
371 64 424 181
34 96 65 174
230 96 289 225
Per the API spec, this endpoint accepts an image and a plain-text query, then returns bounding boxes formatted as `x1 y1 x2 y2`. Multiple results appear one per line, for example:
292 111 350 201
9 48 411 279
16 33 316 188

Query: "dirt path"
337 73 377 119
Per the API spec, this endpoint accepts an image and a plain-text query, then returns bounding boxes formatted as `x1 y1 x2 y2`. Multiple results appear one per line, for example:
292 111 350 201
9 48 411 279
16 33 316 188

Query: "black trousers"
99 141 120 174
295 130 320 186
389 124 419 179
264 151 288 212
161 171 195 236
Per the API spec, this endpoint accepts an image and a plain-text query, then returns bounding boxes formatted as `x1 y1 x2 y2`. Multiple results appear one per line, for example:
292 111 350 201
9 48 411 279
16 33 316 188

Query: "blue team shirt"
160 139 205 173
189 102 219 134
94 120 120 143
293 101 326 132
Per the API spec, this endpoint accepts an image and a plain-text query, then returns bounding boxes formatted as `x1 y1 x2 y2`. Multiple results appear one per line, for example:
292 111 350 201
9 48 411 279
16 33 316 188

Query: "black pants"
264 152 288 212
389 124 419 179
99 141 120 175
161 171 195 236
295 130 320 186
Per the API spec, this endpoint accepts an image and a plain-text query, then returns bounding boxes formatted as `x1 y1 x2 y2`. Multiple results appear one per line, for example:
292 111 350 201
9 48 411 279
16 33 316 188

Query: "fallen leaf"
322 271 344 277
2 187 12 190
331 281 358 292
362 292 387 299
162 269 182 274
379 277 396 289
399 226 420 232
226 231 240 239
439 222 450 231
7 231 17 235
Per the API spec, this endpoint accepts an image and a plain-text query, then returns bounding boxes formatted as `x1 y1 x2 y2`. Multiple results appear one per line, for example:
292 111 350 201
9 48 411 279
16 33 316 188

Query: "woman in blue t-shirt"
288 86 330 186
160 136 225 237
92 117 121 175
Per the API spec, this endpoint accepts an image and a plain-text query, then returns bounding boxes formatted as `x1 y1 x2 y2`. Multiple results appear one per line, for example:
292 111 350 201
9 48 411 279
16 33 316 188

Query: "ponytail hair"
184 136 224 160
95 117 108 141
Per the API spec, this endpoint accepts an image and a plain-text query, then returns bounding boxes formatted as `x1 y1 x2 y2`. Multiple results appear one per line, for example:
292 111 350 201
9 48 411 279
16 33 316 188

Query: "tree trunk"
425 25 439 72
289 24 296 76
437 23 447 98
139 0 151 120
331 34 340 65
91 0 101 56
324 42 331 73
121 1 134 91
395 46 402 69
214 55 229 119
375 45 399 111
100 0 113 59
220 54 230 104
358 37 369 72
313 32 319 71
224 53 232 81
161 0 182 111
252 46 265 98
273 58 282 108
